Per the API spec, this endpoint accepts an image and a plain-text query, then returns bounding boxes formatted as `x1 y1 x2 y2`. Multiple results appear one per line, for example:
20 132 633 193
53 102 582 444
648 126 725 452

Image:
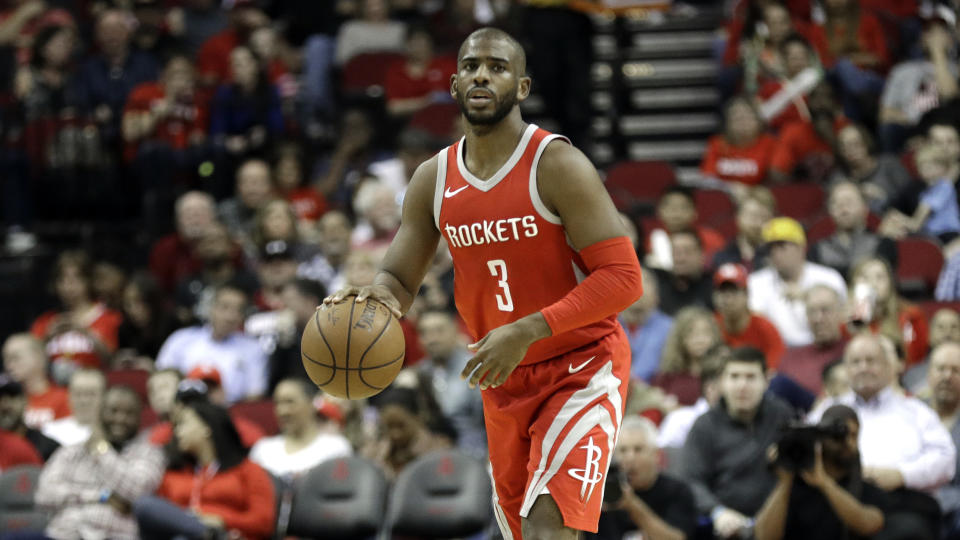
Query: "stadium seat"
897 237 944 297
341 52 405 98
806 215 836 244
918 301 960 322
409 102 461 141
604 160 676 211
286 456 387 538
770 184 824 224
694 189 734 227
229 400 278 436
387 449 492 538
105 369 150 403
0 465 46 533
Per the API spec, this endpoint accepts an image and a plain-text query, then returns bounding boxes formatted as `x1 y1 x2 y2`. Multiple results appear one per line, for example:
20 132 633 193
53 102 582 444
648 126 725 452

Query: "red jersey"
30 304 123 370
700 133 777 186
435 124 618 366
24 385 71 429
123 82 209 161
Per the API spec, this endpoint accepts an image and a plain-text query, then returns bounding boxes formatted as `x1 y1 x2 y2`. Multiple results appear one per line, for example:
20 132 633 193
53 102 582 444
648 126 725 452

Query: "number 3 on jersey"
487 259 514 312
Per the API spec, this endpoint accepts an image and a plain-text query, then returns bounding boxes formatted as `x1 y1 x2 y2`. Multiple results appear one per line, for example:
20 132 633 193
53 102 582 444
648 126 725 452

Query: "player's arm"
324 157 441 317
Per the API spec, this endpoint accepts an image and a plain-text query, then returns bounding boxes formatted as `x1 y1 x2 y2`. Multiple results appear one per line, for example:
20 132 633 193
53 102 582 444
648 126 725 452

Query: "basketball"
301 296 405 399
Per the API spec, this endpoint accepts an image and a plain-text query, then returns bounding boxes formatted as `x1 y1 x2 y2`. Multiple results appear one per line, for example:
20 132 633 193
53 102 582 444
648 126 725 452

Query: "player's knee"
521 495 579 540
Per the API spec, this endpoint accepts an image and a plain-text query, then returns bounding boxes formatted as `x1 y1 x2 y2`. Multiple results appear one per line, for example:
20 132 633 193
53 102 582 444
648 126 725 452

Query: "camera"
775 419 848 472
603 461 625 505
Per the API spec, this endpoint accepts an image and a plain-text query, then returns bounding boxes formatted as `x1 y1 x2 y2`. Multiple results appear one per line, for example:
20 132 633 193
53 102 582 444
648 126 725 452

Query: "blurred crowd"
3 0 960 538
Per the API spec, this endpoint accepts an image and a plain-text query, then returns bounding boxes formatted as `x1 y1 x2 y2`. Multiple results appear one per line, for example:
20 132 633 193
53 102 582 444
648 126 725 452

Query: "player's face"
451 39 530 126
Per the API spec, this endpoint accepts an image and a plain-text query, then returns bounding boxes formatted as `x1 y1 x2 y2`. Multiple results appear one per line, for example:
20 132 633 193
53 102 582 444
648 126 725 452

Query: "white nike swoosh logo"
569 355 596 374
444 185 469 198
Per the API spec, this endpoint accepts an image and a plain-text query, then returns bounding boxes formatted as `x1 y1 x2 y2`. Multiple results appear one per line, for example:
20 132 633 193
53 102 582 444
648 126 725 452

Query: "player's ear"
450 73 459 100
517 75 531 101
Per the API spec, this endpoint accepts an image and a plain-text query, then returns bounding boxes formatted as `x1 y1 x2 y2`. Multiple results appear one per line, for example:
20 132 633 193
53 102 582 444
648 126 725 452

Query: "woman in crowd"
210 45 284 159
850 257 929 367
116 272 177 367
251 198 319 264
829 123 912 214
700 96 777 191
365 385 450 479
651 307 722 406
250 379 352 479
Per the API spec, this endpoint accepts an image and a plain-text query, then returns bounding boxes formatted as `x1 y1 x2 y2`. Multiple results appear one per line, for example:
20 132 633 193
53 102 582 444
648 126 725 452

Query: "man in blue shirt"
620 267 673 381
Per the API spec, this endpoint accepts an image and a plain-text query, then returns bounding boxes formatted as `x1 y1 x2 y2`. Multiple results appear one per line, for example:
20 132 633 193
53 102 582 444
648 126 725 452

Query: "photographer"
590 416 697 540
754 404 886 540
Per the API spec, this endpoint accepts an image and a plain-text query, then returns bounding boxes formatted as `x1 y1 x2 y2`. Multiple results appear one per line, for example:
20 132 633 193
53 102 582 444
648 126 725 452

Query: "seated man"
924 342 960 536
809 181 896 278
42 369 106 447
2 333 70 429
646 186 725 269
754 404 886 540
681 347 794 538
653 230 715 317
810 334 955 493
779 285 850 395
620 266 673 382
713 263 785 369
0 375 59 461
589 416 697 540
36 386 165 539
658 345 728 450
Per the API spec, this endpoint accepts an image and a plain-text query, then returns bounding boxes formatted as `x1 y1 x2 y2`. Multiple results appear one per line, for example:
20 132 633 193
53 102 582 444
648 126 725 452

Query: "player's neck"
462 112 527 179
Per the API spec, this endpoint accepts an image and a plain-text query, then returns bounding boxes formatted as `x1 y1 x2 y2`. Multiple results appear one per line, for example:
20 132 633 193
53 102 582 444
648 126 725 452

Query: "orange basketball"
301 296 405 399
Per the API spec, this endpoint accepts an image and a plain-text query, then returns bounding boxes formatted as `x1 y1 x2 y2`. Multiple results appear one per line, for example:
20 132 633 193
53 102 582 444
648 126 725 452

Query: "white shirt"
42 417 92 447
250 432 353 478
748 262 847 346
809 387 956 491
156 325 268 403
657 397 710 449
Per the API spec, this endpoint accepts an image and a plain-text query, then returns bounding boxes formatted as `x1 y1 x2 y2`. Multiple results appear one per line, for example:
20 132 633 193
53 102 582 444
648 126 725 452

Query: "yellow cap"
762 217 806 246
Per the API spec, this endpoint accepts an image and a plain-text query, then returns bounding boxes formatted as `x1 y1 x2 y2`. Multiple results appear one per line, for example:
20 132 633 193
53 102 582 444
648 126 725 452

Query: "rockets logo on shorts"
568 436 604 501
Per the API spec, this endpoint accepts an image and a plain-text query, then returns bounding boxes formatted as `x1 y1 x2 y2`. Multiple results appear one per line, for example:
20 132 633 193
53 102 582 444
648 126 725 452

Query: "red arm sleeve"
218 461 276 539
540 236 643 336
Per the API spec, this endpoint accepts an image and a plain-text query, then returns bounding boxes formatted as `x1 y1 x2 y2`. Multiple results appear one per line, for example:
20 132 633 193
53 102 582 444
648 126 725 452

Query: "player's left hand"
461 315 551 390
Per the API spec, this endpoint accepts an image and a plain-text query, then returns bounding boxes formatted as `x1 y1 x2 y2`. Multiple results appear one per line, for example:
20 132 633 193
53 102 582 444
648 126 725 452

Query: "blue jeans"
134 496 208 540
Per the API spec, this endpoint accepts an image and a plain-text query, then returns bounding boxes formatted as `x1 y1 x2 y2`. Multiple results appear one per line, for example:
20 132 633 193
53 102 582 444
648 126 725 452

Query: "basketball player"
324 28 643 539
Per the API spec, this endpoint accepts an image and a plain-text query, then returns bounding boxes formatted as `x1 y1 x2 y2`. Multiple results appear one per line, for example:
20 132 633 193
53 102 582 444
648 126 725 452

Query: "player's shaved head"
458 28 526 75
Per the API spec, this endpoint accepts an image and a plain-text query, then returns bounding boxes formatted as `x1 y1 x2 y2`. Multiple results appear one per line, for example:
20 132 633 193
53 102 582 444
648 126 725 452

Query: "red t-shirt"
0 430 42 471
385 56 457 102
196 29 239 85
286 187 329 222
770 116 848 175
700 134 777 186
123 82 209 161
24 385 71 429
716 313 786 369
30 304 123 370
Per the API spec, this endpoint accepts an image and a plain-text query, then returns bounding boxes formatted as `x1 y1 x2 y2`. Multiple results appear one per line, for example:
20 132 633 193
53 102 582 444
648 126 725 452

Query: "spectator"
219 158 275 247
146 369 182 427
829 123 912 214
924 342 960 537
92 260 127 312
36 386 165 539
809 181 897 277
904 308 960 394
657 346 728 450
299 209 353 291
652 307 721 406
168 0 228 56
368 127 442 199
174 222 258 325
646 186 726 269
712 186 775 271
195 0 269 87
769 81 848 183
149 190 218 294
700 96 777 188
385 25 455 118
589 416 697 540
428 0 487 54
365 385 450 479
886 122 960 231
313 108 384 206
753 404 886 540
849 257 930 367
115 272 178 367
157 283 268 403
681 347 794 538
42 369 105 447
2 333 70 429
620 266 673 382
273 141 328 224
263 278 326 391
252 239 300 312
748 217 847 347
821 359 850 400
416 308 486 457
250 378 352 478
809 334 955 493
756 33 822 131
139 397 276 540
653 230 714 316
0 374 59 460
251 199 320 265
713 263 786 369
350 180 401 250
738 3 801 95
30 250 123 376
72 8 159 143
779 285 850 395
334 0 406 66
879 20 958 153
891 143 960 243
209 45 283 173
130 0 178 58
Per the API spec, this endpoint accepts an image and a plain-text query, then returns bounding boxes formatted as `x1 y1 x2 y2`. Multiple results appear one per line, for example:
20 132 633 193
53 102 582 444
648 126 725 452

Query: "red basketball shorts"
482 327 630 539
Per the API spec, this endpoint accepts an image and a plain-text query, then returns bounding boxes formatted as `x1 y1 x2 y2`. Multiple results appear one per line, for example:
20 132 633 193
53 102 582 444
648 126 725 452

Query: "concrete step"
627 139 707 161
620 113 719 136
630 87 720 111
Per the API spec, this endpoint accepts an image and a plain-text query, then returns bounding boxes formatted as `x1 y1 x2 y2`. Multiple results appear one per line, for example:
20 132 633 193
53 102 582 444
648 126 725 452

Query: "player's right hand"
322 285 403 319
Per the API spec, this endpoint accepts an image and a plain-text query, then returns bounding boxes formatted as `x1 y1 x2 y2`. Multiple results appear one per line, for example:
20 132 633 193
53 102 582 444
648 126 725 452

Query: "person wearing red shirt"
385 26 457 118
645 186 727 270
30 251 122 375
273 142 328 223
712 263 785 369
195 1 268 88
149 191 218 294
756 34 822 132
701 97 777 188
769 81 849 182
141 399 275 540
2 333 71 429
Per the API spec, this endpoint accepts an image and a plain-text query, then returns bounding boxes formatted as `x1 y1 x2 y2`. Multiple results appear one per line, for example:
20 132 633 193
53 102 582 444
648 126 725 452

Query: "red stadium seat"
230 400 279 436
409 103 461 141
896 237 945 297
806 215 836 244
604 160 676 211
105 369 150 403
694 189 735 224
341 52 406 97
771 183 825 224
0 465 45 534
918 301 960 321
